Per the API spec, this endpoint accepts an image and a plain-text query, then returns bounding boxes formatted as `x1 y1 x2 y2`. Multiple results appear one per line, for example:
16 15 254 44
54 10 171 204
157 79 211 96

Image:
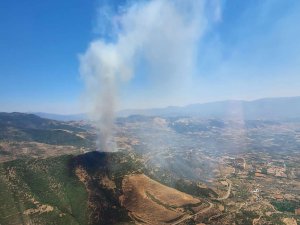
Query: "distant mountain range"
33 96 300 121
118 96 300 120
34 112 87 121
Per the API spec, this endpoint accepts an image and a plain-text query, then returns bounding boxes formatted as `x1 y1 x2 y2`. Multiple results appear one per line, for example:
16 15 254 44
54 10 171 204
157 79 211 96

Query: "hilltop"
0 151 217 225
0 112 95 162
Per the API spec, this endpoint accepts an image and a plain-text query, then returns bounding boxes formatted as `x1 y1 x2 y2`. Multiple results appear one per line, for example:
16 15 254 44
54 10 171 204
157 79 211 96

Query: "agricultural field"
121 174 205 224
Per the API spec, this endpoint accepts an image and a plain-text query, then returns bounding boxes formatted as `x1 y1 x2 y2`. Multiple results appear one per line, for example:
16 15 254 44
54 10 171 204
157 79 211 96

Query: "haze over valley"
1 0 300 224
1 96 300 224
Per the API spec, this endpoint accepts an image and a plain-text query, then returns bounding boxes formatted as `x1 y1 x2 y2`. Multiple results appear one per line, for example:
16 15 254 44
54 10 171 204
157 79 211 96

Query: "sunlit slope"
121 174 207 225
0 151 140 225
0 155 88 225
0 112 93 147
0 151 216 225
0 112 95 162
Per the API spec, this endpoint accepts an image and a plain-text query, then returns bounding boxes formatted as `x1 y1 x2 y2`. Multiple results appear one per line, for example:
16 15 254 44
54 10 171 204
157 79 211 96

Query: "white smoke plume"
80 0 221 151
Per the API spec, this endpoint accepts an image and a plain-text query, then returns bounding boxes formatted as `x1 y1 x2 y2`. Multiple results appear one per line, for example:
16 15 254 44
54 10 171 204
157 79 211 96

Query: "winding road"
170 201 214 225
216 179 232 201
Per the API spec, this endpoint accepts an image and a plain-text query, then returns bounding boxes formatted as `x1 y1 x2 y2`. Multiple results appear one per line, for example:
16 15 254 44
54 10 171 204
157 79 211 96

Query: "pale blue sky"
0 0 299 113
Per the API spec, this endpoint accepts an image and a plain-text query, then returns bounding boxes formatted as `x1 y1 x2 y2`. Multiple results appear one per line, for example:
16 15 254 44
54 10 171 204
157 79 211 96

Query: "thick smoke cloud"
80 0 220 151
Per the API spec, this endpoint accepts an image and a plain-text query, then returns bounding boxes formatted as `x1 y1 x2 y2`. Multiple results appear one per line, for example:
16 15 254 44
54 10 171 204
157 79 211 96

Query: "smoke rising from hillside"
80 0 220 151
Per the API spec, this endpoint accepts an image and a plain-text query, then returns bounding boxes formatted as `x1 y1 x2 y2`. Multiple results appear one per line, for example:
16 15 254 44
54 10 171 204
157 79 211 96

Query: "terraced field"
121 174 206 224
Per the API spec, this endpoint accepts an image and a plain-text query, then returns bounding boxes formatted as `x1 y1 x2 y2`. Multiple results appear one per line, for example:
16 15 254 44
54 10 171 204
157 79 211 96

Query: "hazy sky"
0 0 300 114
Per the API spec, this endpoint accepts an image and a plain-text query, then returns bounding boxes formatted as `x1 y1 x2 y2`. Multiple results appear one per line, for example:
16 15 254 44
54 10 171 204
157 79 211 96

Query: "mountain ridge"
118 96 300 120
3 96 299 121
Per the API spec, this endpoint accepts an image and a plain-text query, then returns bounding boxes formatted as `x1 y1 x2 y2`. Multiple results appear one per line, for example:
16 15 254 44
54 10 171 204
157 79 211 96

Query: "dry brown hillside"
120 174 205 224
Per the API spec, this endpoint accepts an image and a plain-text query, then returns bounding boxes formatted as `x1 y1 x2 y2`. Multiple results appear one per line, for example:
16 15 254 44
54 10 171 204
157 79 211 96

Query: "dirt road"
171 201 214 225
217 179 232 200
